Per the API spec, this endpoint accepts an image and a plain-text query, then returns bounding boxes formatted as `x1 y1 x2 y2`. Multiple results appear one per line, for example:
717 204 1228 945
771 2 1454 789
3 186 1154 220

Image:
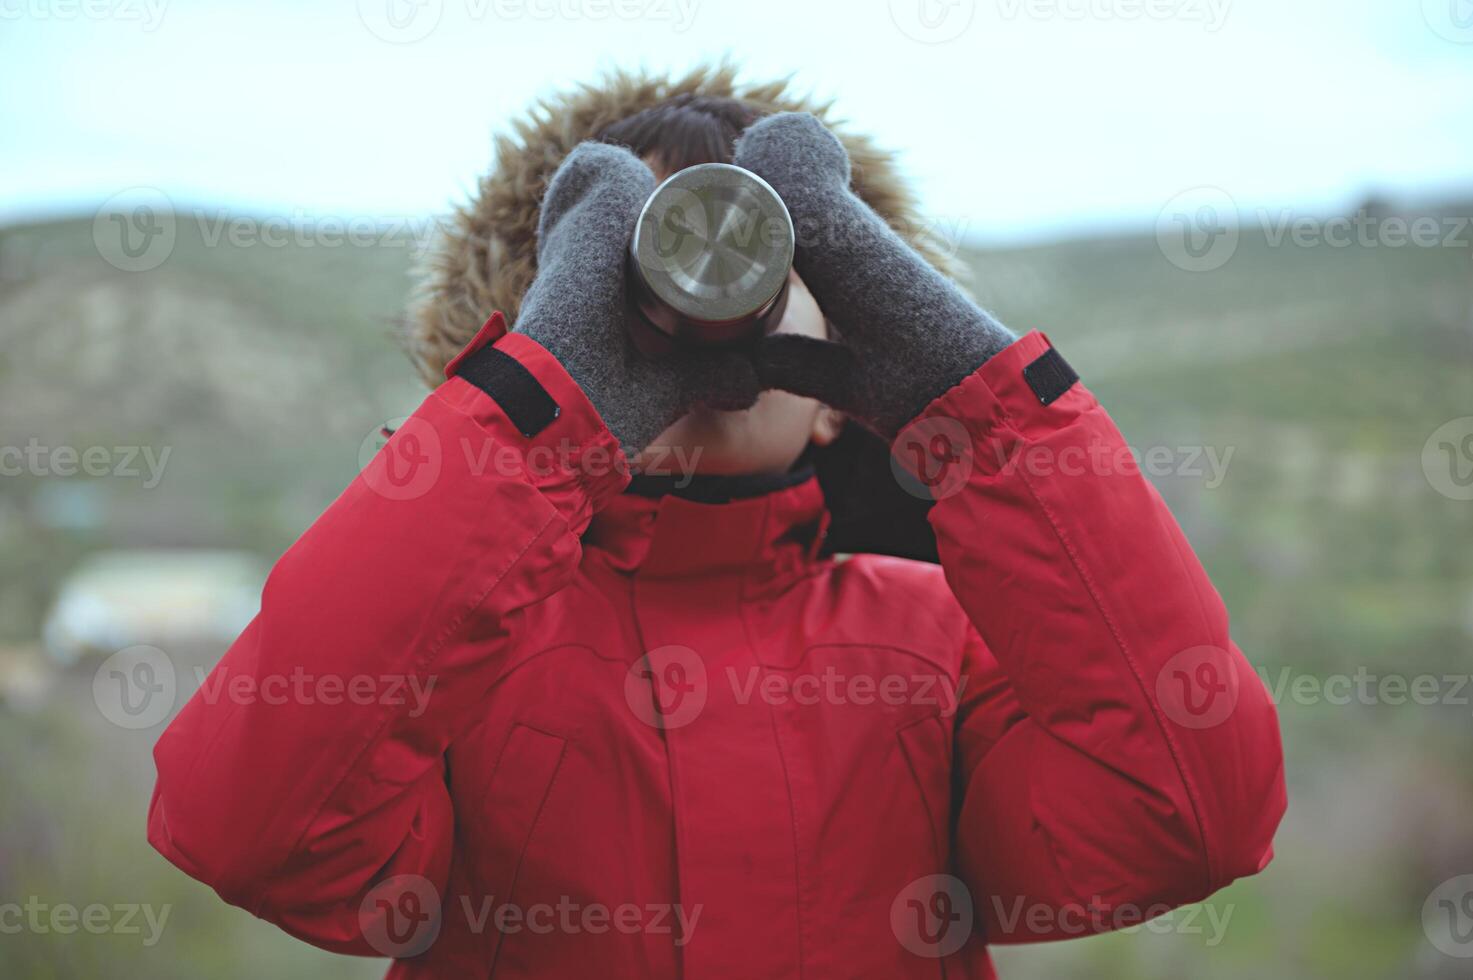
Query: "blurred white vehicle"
42 550 265 666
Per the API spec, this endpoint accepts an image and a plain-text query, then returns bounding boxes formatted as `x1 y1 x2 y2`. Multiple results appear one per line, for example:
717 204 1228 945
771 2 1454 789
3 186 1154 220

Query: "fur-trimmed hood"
404 63 961 387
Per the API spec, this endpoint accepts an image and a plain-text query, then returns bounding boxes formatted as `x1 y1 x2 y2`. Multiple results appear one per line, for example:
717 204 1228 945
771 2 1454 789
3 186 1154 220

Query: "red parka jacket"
148 325 1286 979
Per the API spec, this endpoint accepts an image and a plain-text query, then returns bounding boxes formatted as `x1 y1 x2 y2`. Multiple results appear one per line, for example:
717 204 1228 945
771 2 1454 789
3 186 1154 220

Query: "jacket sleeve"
904 331 1286 943
147 327 628 954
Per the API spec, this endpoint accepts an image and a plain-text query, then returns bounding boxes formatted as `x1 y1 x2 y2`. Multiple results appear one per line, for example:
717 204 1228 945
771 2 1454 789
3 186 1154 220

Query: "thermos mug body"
626 163 795 357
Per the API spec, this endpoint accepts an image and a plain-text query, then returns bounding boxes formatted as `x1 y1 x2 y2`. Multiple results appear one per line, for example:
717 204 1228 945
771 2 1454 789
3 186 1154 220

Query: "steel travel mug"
626 163 795 357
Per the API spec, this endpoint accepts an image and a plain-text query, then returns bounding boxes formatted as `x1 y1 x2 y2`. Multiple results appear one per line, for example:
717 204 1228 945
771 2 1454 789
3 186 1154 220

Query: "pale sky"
3 0 1472 242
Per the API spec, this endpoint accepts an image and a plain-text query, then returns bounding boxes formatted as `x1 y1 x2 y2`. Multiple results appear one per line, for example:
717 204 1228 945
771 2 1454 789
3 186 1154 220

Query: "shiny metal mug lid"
627 163 795 355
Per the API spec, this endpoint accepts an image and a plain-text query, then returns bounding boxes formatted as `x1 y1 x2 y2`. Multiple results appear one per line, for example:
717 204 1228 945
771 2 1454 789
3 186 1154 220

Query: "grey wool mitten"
512 141 762 454
734 113 1017 438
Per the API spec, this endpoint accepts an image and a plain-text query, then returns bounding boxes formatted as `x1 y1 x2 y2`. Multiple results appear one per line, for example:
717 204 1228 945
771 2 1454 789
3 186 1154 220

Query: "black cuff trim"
1022 347 1079 406
457 347 561 437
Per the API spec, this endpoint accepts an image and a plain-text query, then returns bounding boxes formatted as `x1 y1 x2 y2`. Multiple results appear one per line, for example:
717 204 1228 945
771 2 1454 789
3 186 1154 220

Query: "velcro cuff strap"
457 346 561 437
1022 347 1079 406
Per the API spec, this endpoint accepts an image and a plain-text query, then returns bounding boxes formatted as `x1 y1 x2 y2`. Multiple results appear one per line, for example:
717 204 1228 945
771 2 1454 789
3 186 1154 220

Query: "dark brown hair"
597 94 764 175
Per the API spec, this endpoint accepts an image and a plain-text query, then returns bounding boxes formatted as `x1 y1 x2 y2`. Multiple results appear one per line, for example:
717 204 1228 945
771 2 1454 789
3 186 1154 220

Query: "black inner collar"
626 465 816 505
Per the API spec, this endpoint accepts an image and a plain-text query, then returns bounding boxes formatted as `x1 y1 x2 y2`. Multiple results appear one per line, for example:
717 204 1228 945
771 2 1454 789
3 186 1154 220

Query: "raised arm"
916 335 1284 941
148 141 762 952
736 112 1285 941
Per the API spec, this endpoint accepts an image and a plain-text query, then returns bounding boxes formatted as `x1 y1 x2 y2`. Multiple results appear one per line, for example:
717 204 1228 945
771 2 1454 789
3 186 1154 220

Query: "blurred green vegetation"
0 204 1470 977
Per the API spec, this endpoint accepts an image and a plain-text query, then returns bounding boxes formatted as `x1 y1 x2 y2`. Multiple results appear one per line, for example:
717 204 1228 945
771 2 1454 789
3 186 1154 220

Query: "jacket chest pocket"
476 723 566 973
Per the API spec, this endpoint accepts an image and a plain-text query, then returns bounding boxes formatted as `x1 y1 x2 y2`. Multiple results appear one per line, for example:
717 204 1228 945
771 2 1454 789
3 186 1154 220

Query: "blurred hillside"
1 204 1471 978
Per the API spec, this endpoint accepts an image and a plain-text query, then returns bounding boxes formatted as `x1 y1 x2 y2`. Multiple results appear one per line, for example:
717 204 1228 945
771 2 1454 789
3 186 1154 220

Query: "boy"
149 66 1285 978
